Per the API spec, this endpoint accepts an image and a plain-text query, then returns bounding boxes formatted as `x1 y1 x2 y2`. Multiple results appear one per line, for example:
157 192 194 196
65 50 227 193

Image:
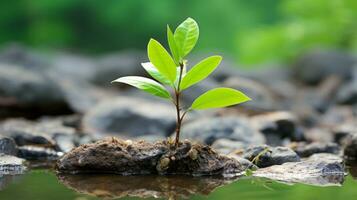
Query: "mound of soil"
56 137 248 177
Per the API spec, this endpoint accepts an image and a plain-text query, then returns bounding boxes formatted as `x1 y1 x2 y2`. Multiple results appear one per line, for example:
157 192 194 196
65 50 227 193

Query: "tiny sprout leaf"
167 25 180 65
147 39 177 83
174 17 199 58
112 76 171 99
190 88 251 110
180 56 222 90
141 62 171 85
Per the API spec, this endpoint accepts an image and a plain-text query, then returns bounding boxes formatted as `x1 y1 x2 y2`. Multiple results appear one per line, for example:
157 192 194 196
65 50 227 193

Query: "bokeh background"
1 1 357 199
1 0 356 65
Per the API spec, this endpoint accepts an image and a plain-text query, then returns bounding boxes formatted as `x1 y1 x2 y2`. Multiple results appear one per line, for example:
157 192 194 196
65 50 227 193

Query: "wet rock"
226 154 257 170
211 139 247 155
49 75 113 113
251 112 304 145
58 174 236 199
50 53 96 83
0 118 77 152
0 137 18 156
223 77 277 111
17 146 63 161
0 154 27 175
293 50 356 85
337 67 357 105
93 51 146 86
83 97 176 138
303 128 333 143
253 153 345 186
291 142 340 158
344 133 357 162
0 64 70 117
180 116 265 145
242 145 300 168
57 138 246 177
0 44 48 70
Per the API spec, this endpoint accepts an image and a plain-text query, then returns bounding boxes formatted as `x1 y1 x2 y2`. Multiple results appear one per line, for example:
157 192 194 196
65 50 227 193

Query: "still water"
0 170 357 200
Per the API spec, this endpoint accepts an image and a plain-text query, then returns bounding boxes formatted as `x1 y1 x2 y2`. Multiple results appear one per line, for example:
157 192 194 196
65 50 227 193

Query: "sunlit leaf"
141 62 171 85
112 76 171 99
147 39 177 83
167 25 180 65
174 17 199 58
190 87 251 110
180 56 222 90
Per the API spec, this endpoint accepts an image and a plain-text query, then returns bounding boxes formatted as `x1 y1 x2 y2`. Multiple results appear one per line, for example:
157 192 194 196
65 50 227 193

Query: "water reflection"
348 165 357 180
57 174 238 199
0 174 23 191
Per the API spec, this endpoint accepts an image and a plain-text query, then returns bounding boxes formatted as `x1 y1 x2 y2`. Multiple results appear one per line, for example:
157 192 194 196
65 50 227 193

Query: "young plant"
112 18 251 147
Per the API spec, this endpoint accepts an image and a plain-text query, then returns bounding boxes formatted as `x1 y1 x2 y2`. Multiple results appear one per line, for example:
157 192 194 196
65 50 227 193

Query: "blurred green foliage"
0 0 355 64
0 0 279 57
237 0 357 64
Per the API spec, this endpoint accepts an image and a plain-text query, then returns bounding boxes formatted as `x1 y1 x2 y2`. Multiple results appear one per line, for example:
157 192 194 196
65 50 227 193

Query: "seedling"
112 18 251 147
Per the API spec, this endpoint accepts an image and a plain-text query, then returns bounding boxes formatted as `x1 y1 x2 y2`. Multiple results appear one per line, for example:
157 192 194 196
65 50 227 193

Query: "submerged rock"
0 137 18 156
253 153 345 186
241 145 300 168
291 142 340 158
56 138 246 177
83 97 176 138
58 174 236 199
0 154 27 175
180 116 265 145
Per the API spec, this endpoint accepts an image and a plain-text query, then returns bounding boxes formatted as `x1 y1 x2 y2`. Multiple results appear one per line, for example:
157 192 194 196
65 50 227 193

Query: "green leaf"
112 76 171 99
147 39 177 83
167 25 180 65
190 88 251 110
180 56 222 90
174 17 199 58
141 62 171 85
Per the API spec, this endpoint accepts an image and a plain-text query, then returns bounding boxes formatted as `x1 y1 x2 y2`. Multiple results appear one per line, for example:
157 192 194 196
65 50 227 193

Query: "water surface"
0 170 357 200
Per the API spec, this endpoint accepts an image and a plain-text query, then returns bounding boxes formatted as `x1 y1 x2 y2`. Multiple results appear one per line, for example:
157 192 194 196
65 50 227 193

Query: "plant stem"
174 63 184 147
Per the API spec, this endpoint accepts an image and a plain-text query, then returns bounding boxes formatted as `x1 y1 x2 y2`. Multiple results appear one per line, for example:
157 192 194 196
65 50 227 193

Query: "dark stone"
242 145 300 168
0 137 18 156
291 142 340 157
211 139 247 154
82 97 176 138
0 44 48 70
0 118 77 152
293 50 356 85
223 77 277 111
18 146 63 161
56 138 246 177
337 67 357 105
253 153 345 186
0 64 71 117
344 134 357 162
93 51 146 86
251 112 305 144
179 116 265 145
